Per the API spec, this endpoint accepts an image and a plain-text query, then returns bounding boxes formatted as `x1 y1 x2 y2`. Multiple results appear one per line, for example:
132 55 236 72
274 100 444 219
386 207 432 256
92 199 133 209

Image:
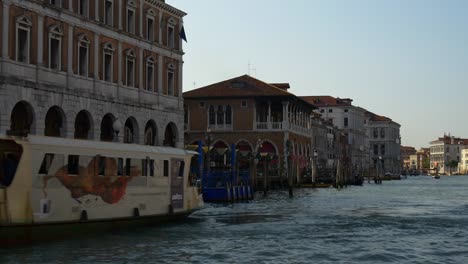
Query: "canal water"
2 176 468 263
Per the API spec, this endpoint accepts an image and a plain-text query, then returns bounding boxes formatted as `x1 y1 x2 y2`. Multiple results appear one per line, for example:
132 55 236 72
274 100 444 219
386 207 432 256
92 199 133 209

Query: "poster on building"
171 159 184 209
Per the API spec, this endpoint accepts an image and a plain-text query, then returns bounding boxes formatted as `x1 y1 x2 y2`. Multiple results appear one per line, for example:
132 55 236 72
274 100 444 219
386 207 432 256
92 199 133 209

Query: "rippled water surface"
2 176 468 263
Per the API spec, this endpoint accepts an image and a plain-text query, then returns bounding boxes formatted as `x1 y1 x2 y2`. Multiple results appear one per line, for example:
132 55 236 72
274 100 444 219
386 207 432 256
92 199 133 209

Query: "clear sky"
169 0 468 149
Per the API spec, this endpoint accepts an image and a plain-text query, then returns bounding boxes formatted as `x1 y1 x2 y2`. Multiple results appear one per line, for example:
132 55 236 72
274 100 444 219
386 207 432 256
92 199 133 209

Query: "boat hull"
0 210 197 247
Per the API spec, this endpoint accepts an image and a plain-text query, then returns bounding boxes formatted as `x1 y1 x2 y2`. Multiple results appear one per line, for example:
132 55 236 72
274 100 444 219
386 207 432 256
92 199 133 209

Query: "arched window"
10 101 35 135
124 117 139 144
216 105 224 125
144 120 157 145
209 105 215 125
74 110 93 139
225 105 232 125
44 106 65 137
100 113 115 141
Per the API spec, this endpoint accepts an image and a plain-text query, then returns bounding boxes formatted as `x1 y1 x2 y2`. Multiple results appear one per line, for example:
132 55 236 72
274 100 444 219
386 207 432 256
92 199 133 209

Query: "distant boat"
432 175 440 179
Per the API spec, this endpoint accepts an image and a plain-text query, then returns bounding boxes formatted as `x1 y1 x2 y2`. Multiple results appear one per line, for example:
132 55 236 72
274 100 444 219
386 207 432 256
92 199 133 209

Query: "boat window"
98 156 106 176
39 153 55 174
142 158 148 176
68 155 79 175
0 140 23 187
117 158 123 176
149 159 155 177
125 158 131 176
178 161 185 177
163 160 169 177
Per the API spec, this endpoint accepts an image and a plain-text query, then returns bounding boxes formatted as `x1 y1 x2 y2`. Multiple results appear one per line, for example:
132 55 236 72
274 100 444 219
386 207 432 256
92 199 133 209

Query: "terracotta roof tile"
269 83 290 90
184 75 293 98
300 96 353 107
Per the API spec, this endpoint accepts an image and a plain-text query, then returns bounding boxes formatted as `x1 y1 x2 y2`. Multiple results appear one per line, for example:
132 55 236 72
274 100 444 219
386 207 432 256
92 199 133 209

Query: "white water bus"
0 135 203 244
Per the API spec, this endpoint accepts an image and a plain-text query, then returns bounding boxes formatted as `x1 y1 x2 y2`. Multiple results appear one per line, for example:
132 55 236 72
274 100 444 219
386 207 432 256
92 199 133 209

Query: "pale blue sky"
169 0 468 149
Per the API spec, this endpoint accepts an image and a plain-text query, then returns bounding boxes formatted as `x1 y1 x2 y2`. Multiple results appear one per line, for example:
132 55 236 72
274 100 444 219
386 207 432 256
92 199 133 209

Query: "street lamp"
204 129 214 176
112 118 122 142
312 149 318 184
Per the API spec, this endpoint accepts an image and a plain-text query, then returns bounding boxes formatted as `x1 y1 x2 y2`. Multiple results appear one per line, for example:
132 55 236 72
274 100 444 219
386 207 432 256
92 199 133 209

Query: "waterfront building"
400 146 416 170
459 149 468 175
429 135 468 174
183 75 346 188
0 0 186 147
365 111 401 175
301 96 369 177
409 148 430 171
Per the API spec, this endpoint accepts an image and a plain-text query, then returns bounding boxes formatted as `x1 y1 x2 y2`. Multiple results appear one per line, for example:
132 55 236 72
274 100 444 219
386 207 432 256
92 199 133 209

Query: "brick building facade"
184 75 345 186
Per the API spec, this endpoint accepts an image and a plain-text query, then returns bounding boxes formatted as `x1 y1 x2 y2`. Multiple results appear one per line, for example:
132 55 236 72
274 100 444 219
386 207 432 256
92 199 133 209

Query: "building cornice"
145 0 187 18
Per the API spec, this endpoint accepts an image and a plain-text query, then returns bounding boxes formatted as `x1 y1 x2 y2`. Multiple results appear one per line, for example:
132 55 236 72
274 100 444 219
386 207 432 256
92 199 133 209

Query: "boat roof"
0 135 198 156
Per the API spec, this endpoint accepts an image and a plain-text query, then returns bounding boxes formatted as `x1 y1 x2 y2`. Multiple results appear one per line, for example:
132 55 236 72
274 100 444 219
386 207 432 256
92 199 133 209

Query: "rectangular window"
344 109 348 113
380 128 385 138
127 9 135 33
105 0 113 26
168 26 175 48
168 71 174 96
147 18 154 41
373 128 378 138
98 157 106 176
178 161 185 177
142 159 148 176
126 58 135 87
344 117 348 127
78 0 88 16
17 28 29 63
241 101 247 108
49 37 60 70
381 144 386 155
125 158 132 176
104 53 112 82
39 154 55 174
163 160 169 177
149 160 155 177
328 109 333 113
373 144 378 155
199 102 205 108
68 155 79 175
146 63 154 91
117 158 124 176
78 44 88 76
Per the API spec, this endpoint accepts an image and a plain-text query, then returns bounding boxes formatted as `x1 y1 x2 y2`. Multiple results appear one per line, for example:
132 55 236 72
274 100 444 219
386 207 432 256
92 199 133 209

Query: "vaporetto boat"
0 135 203 245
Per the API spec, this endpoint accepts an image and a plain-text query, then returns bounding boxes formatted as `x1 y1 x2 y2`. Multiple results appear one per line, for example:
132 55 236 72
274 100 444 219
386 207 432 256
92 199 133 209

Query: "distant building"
400 146 416 170
409 149 429 171
429 135 468 174
301 96 369 176
460 149 468 175
365 111 401 174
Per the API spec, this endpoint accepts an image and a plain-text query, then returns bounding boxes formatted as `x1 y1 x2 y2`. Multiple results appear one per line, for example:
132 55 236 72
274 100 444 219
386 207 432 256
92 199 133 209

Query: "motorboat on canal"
0 135 203 244
432 175 441 179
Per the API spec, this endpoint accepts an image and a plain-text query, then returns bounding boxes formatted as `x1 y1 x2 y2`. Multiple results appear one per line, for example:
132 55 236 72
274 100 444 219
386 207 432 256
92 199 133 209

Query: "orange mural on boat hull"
43 157 139 204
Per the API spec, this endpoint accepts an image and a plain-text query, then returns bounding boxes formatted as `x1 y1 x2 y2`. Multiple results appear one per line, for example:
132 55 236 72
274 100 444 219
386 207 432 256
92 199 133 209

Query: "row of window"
209 105 233 126
47 0 179 49
372 128 386 138
14 16 177 95
319 108 348 114
39 153 184 178
373 144 386 155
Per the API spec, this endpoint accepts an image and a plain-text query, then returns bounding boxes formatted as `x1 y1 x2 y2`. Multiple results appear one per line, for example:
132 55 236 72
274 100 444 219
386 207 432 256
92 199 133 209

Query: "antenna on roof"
247 61 257 77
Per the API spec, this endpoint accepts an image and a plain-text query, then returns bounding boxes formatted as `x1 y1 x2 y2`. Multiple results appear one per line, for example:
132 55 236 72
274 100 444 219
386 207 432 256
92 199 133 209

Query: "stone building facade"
365 111 401 175
430 135 468 174
0 0 186 147
301 96 369 176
